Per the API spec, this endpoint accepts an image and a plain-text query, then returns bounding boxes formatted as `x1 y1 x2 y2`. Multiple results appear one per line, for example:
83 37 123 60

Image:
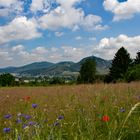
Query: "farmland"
0 82 140 140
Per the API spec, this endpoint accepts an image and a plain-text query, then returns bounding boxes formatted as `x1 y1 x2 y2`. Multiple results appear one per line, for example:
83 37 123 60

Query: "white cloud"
93 34 140 59
61 46 87 61
31 0 45 12
1 34 139 67
103 0 140 21
89 37 96 41
0 16 41 44
0 0 23 17
11 45 47 65
38 0 107 31
75 36 82 40
33 46 48 54
55 32 64 37
0 50 13 63
30 0 53 14
81 14 108 30
0 0 18 6
0 51 9 58
56 0 81 7
72 25 80 31
39 6 84 30
46 45 91 62
0 44 92 67
12 45 24 52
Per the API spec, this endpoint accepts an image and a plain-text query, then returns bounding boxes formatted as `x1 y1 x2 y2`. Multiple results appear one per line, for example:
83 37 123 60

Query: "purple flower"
32 104 38 108
4 114 12 119
25 115 31 120
3 128 11 133
58 115 64 120
16 119 22 124
54 122 60 126
28 121 36 126
17 113 24 117
44 119 48 123
22 124 28 129
137 95 140 100
120 107 125 113
18 135 21 140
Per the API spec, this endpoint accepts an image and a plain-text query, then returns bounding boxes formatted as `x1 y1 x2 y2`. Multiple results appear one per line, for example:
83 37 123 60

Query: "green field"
0 82 140 140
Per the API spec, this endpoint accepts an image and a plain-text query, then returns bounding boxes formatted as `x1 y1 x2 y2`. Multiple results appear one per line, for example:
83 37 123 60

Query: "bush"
126 64 140 82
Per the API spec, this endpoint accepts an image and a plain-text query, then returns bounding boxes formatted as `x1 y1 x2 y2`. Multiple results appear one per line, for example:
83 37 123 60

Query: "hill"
0 56 111 76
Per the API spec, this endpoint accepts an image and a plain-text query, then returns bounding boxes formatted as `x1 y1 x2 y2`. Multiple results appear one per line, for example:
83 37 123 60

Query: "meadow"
0 82 140 140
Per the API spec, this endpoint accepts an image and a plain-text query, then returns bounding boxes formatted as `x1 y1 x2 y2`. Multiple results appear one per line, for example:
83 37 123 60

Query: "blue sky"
0 0 140 67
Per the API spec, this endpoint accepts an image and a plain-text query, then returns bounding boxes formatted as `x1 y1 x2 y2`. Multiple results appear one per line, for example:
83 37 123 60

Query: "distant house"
23 80 29 83
15 78 19 82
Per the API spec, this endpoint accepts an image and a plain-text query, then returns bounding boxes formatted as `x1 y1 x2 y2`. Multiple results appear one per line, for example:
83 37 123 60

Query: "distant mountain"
0 56 111 76
0 62 54 74
78 56 111 74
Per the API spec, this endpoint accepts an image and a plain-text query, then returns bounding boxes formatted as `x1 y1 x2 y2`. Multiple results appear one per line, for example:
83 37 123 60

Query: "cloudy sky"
0 0 140 67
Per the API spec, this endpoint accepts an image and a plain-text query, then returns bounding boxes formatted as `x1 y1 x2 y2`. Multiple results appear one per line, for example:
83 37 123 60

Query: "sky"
0 0 140 67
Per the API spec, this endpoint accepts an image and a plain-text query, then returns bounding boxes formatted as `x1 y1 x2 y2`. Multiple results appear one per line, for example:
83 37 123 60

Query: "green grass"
0 82 140 140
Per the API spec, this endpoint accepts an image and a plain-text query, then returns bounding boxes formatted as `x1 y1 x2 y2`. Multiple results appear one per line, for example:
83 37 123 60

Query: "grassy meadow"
0 82 140 140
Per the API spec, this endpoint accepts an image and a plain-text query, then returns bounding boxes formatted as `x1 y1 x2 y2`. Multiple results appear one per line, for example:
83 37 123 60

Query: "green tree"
134 51 140 65
79 59 96 83
49 77 65 85
108 47 132 82
126 64 140 82
0 73 15 86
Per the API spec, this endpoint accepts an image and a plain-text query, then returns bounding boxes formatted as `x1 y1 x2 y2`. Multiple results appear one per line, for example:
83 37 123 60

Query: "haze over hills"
0 56 111 76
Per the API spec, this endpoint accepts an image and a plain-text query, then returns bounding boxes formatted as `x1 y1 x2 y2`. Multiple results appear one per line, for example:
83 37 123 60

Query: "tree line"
0 47 140 86
78 47 140 83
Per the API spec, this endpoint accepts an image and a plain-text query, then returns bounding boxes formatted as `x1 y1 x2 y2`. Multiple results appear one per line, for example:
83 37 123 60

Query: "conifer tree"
134 51 140 64
109 47 132 81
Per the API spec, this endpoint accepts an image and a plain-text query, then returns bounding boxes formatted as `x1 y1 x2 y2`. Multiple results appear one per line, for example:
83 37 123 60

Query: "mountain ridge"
0 56 111 76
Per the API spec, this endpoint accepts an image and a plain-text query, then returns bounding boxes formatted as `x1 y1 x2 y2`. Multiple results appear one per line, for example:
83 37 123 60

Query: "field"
0 82 140 140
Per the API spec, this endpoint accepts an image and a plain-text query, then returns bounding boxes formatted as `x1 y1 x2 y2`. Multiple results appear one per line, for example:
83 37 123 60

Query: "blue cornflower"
22 124 28 129
28 121 36 126
120 107 125 113
54 122 60 126
3 128 11 133
18 135 21 140
58 115 64 120
16 119 22 124
4 114 12 119
17 113 24 117
25 115 31 120
32 104 38 108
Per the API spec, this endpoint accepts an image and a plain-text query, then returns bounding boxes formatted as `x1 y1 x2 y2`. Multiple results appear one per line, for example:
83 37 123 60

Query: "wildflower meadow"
0 82 140 140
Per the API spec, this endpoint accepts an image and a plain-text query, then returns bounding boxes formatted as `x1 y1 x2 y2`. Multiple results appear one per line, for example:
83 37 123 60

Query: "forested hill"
0 56 111 76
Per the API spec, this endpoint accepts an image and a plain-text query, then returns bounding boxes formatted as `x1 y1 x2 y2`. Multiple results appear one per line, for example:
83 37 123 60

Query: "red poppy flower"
24 96 31 101
102 115 110 122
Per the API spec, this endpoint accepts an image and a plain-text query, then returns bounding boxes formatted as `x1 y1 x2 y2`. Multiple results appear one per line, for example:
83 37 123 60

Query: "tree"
79 59 96 83
134 51 140 64
108 47 132 82
0 73 15 86
49 77 65 85
126 64 140 82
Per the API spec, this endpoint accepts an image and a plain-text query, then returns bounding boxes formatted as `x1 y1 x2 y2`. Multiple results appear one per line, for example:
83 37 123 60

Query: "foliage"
126 64 140 82
134 51 140 65
0 73 15 86
106 47 132 82
49 77 65 85
78 59 96 83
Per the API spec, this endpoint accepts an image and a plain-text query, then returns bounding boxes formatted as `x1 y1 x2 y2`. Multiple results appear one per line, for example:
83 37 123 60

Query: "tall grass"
0 82 140 140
